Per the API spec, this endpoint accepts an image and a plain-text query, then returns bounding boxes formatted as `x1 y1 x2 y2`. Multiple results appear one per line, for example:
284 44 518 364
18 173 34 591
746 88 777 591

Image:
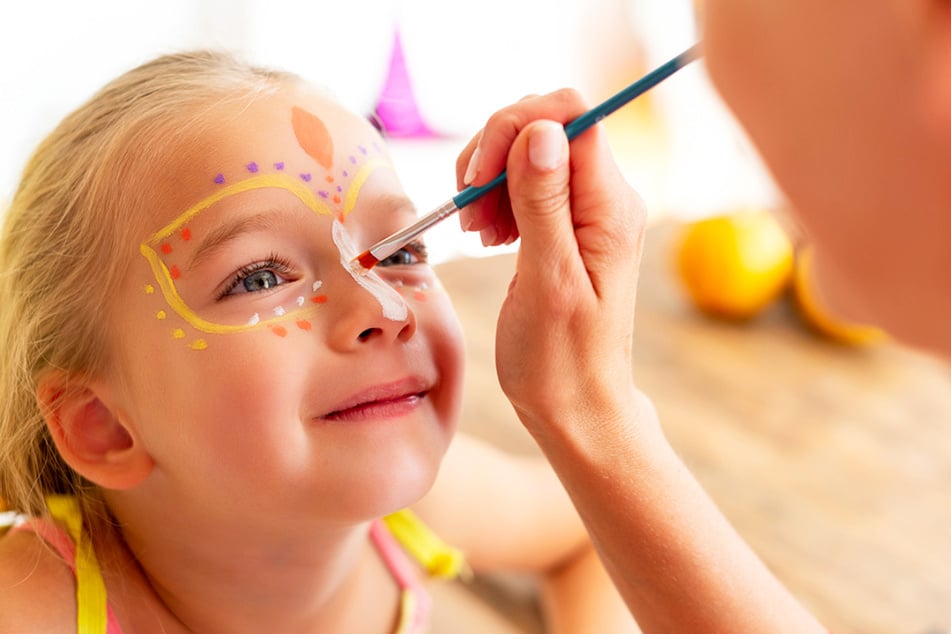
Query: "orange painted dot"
332 195 341 204
271 325 288 337
336 212 345 223
180 227 192 241
311 295 328 303
296 320 312 331
413 291 427 301
325 175 335 183
160 243 173 254
170 265 181 280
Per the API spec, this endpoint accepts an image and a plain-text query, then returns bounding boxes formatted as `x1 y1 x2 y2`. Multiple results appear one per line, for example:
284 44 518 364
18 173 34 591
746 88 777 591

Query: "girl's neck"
96 498 402 633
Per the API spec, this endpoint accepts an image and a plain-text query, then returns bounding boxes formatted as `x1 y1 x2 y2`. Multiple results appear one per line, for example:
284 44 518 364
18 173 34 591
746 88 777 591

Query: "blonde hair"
0 50 297 518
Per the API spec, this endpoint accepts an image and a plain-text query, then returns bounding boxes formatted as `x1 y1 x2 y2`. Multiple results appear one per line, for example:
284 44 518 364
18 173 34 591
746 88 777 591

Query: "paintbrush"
352 43 701 272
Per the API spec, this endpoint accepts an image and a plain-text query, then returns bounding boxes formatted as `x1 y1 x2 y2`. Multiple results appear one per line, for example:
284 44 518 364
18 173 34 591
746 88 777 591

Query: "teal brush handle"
451 43 701 210
359 43 701 266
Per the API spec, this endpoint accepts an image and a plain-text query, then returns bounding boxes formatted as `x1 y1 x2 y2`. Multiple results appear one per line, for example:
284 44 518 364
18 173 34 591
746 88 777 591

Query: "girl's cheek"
390 276 446 306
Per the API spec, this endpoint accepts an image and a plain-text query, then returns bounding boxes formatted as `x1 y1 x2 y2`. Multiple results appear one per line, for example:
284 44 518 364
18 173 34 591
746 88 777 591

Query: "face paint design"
140 105 411 349
292 106 334 169
332 219 408 321
140 172 339 336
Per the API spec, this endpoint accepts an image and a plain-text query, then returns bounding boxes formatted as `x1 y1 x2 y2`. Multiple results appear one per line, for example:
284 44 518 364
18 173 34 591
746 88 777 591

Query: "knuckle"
550 87 588 112
521 178 570 212
485 108 522 138
593 189 648 255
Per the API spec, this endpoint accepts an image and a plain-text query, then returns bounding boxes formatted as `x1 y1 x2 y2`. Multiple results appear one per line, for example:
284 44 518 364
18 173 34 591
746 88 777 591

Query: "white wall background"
0 0 780 263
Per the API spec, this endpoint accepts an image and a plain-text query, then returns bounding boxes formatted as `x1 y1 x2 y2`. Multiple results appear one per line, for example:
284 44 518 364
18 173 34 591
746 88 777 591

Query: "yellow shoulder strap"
382 508 469 580
46 495 108 634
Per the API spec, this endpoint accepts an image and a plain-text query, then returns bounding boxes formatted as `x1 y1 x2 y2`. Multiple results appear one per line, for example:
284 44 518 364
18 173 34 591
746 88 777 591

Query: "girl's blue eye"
377 241 428 268
220 256 294 298
241 269 282 292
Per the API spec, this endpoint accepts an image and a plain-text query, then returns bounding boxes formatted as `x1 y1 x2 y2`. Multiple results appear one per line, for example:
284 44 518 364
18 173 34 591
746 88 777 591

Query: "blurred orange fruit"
792 246 887 346
677 211 794 320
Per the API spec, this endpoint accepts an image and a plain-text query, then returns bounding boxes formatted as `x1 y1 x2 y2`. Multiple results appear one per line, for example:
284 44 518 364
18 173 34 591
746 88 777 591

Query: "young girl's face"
103 86 465 524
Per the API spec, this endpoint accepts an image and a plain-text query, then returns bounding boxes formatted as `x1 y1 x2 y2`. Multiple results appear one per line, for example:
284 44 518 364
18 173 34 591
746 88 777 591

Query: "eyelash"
215 240 427 300
377 240 429 267
218 253 295 299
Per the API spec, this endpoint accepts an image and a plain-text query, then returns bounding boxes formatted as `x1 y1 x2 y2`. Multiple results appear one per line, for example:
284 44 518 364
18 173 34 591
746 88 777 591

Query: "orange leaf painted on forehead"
291 106 334 169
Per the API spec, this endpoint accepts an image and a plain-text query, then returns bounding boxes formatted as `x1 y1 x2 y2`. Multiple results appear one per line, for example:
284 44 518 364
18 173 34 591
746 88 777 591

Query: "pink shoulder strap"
14 517 124 634
369 519 432 634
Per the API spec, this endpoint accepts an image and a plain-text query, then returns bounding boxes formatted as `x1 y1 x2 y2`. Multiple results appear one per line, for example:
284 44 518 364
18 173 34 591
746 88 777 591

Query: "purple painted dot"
318 190 329 198
214 173 225 184
373 141 381 152
300 173 312 182
246 162 259 173
358 145 367 155
336 185 343 193
342 170 349 178
274 161 285 170
349 155 357 164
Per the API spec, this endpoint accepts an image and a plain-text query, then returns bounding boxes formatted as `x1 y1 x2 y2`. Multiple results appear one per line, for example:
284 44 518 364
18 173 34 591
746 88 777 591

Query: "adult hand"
454 90 827 634
455 89 650 441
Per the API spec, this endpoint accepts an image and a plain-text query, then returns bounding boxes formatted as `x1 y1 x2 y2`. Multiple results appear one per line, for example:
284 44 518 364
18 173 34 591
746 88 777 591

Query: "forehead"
141 87 388 233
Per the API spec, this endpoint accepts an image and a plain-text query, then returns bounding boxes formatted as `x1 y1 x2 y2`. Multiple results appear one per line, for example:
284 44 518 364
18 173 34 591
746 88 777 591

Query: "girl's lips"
321 393 427 422
320 377 431 422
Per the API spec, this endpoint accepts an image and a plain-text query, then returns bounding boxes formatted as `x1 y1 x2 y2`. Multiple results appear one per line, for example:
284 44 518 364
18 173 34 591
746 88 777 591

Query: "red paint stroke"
160 243 173 254
180 227 192 241
291 106 334 169
311 295 328 304
170 265 182 280
296 320 312 331
271 325 288 337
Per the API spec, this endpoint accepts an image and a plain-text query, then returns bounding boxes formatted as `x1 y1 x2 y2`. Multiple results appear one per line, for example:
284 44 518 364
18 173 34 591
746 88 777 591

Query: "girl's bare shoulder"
0 529 76 630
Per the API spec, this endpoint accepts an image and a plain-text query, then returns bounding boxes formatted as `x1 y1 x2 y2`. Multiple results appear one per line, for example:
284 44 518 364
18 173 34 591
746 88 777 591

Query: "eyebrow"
188 213 280 271
374 193 419 222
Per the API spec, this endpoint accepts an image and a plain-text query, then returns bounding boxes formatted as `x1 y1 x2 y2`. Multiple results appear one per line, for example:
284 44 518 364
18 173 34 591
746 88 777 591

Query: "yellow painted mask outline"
141 160 387 335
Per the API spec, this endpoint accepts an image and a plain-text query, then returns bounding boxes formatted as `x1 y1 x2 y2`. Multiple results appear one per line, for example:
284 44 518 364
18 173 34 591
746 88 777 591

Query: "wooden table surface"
434 221 951 634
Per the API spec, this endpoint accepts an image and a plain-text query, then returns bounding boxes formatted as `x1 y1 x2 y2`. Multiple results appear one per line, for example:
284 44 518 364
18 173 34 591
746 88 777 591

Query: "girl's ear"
37 372 154 490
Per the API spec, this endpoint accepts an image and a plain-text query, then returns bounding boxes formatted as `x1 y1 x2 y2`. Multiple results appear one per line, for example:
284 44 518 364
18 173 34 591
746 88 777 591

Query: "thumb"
506 120 580 282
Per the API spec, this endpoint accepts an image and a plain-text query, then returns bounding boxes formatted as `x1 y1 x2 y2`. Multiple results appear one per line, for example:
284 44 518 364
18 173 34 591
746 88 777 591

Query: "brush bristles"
348 250 378 275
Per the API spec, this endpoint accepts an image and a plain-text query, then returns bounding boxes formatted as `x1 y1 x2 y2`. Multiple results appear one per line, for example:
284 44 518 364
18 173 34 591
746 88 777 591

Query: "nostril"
358 327 382 341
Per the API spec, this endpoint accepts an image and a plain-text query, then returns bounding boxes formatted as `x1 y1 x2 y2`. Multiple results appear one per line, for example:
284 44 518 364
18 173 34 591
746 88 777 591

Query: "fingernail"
528 122 566 171
463 146 481 185
480 224 497 246
459 210 473 231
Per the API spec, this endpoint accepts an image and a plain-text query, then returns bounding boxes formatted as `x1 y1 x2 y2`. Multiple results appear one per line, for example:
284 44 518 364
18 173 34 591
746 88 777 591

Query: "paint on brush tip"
346 256 375 278
332 219 408 321
354 250 379 273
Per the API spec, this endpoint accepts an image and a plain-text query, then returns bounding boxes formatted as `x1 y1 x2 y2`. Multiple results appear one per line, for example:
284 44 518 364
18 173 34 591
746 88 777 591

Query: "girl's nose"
326 273 417 350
